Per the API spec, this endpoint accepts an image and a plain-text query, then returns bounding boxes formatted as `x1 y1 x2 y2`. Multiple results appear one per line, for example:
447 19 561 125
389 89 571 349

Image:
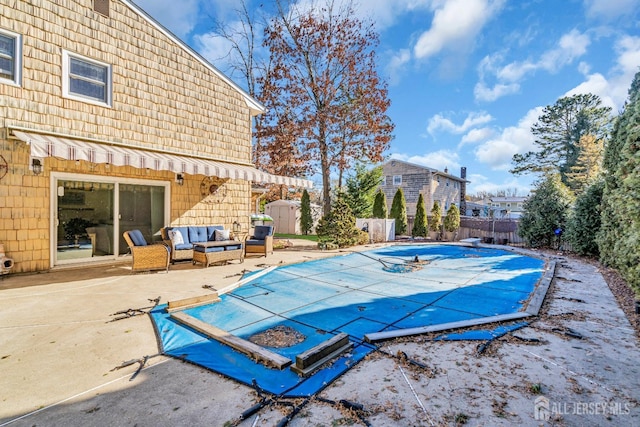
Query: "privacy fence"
405 216 525 246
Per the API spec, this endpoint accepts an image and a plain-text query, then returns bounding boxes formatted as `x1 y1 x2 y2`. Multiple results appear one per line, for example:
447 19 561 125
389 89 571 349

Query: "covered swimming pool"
150 244 550 397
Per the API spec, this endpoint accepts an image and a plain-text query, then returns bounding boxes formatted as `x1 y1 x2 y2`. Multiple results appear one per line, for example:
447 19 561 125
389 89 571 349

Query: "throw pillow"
168 229 184 245
215 229 230 241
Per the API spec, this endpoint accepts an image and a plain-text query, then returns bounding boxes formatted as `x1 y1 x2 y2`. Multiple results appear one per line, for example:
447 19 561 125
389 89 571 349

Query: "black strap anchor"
111 353 161 381
108 296 161 322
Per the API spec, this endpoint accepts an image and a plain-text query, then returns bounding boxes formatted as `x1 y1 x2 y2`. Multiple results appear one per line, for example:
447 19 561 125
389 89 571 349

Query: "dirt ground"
0 243 638 427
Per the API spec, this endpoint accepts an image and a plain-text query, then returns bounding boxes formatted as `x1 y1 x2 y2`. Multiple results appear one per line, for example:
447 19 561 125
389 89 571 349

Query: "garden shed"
264 200 321 235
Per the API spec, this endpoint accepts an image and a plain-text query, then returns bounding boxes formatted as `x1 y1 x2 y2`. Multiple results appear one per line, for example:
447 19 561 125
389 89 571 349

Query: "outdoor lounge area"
122 225 276 272
161 225 243 265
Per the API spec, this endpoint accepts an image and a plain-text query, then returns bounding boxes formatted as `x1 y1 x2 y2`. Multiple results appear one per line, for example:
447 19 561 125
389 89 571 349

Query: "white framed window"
0 28 22 86
62 51 112 106
381 176 387 186
393 175 402 186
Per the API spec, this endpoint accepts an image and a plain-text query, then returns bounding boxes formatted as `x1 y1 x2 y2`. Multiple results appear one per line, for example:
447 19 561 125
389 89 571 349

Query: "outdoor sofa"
161 225 243 267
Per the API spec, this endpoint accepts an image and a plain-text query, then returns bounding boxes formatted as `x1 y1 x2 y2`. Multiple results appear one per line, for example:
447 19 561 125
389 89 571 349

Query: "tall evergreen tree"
565 134 604 195
511 94 612 192
430 201 442 234
412 194 428 237
315 190 361 248
389 188 408 235
518 174 573 248
344 165 383 218
372 189 387 218
444 204 461 233
597 70 640 291
300 189 313 235
566 180 604 256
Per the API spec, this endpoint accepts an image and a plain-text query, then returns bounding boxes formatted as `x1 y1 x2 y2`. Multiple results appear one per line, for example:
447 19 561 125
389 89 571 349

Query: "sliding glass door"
117 184 166 254
53 174 168 266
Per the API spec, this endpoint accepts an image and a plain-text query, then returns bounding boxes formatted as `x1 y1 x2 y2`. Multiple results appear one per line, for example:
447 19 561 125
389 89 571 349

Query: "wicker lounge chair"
123 230 170 273
244 225 275 257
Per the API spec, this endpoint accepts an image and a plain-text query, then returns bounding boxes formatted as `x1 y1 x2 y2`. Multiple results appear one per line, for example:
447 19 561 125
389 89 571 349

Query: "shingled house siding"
0 0 256 272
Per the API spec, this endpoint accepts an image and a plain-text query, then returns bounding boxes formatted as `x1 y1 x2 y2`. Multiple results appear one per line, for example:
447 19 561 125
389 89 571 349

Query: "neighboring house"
379 160 468 219
465 196 527 218
487 196 527 218
0 0 309 273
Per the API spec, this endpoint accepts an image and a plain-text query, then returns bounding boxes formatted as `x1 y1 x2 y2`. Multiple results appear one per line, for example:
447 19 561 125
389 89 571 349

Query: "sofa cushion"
188 226 209 243
128 230 147 246
168 229 184 245
206 225 224 241
165 227 191 249
245 239 266 246
224 244 242 251
253 226 273 240
214 229 230 241
193 245 224 253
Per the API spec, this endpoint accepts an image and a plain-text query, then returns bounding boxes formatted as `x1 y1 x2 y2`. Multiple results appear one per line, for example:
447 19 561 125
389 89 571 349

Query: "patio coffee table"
192 241 244 267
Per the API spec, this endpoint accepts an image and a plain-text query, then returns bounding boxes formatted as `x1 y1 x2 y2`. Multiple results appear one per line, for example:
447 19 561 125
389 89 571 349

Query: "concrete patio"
1 242 638 426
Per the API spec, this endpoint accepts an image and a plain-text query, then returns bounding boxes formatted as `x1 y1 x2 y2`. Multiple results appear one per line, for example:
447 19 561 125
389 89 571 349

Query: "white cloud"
466 174 533 196
584 0 640 21
474 81 520 102
565 73 616 109
615 35 640 76
473 107 543 170
390 150 460 173
564 35 640 111
193 32 234 65
134 0 201 38
427 111 493 135
291 0 430 30
539 29 590 72
352 0 432 30
461 127 495 145
578 61 591 75
413 0 506 60
475 29 591 102
386 49 412 85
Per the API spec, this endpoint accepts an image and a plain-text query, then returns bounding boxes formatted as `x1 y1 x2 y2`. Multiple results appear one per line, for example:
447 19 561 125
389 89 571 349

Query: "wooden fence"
405 216 525 245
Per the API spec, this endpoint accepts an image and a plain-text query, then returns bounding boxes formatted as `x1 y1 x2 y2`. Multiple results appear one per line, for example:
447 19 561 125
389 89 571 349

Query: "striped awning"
13 130 312 188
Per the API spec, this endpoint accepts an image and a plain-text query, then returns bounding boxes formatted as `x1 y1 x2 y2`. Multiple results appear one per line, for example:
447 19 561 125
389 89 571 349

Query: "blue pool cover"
149 244 545 397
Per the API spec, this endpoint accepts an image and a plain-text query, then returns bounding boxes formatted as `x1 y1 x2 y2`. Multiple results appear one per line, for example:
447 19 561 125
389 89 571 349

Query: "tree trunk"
319 127 331 215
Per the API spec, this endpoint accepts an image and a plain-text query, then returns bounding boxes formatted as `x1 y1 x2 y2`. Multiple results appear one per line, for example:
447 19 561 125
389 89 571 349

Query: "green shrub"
389 188 408 235
300 189 313 235
597 70 640 293
566 180 603 256
519 174 572 248
315 192 361 248
444 204 460 233
372 189 388 219
412 194 428 237
430 201 442 232
357 229 370 245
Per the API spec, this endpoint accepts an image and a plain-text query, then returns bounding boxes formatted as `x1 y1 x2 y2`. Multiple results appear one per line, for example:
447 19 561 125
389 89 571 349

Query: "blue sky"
134 0 640 196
